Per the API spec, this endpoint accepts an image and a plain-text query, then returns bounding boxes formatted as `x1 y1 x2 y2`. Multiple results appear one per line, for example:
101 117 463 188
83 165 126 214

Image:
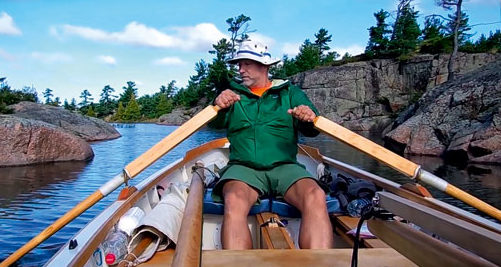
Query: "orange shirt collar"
250 81 272 97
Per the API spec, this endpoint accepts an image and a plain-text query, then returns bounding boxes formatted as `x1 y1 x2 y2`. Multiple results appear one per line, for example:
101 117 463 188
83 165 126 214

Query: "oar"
1 105 220 267
313 116 501 222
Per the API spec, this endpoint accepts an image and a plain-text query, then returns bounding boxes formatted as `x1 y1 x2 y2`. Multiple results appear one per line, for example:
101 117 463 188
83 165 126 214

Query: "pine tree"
79 89 93 107
314 28 338 64
43 88 54 104
389 0 421 57
156 94 173 117
124 94 141 121
114 101 125 122
86 104 96 117
420 16 449 54
118 81 138 105
366 9 392 58
98 85 117 117
295 39 321 72
226 14 252 58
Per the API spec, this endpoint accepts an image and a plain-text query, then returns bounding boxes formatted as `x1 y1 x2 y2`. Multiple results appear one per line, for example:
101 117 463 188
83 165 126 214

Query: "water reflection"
0 161 87 210
0 124 499 266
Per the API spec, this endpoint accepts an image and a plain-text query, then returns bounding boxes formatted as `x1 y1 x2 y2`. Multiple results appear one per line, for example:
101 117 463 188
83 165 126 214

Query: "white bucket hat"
227 40 281 66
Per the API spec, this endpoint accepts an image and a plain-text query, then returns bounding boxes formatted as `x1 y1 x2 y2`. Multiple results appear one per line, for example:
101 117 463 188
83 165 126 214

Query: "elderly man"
210 40 333 249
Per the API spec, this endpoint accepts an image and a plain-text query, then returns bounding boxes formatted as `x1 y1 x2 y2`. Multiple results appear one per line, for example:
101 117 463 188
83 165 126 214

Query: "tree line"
1 0 498 121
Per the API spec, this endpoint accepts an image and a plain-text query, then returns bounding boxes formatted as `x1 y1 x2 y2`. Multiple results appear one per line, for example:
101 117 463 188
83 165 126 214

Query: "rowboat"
3 105 501 267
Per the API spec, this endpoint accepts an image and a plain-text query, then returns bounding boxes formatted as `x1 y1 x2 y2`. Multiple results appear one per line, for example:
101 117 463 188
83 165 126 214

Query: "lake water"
1 123 500 266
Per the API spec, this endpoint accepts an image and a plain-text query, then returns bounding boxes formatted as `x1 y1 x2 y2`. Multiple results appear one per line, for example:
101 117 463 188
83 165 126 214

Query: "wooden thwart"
143 248 417 267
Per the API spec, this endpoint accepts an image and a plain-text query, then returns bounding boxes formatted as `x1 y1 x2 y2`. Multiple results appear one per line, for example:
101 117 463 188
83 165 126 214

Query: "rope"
119 252 139 267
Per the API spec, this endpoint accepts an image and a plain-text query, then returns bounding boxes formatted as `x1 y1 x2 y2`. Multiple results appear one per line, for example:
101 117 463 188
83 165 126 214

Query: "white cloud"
153 56 185 66
247 33 276 48
97 55 117 65
31 52 73 64
332 44 365 57
54 22 227 52
171 23 227 51
281 42 302 57
0 48 16 61
0 12 22 35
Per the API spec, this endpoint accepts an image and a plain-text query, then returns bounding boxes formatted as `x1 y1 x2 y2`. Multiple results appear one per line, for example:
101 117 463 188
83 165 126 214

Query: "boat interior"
46 138 501 267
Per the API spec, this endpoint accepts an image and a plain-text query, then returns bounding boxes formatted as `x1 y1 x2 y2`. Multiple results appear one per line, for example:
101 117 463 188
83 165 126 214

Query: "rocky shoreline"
159 53 501 165
0 102 120 167
4 52 499 167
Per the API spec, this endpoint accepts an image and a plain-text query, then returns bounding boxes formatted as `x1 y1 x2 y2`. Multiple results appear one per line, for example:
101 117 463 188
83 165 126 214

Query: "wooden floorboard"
142 248 417 267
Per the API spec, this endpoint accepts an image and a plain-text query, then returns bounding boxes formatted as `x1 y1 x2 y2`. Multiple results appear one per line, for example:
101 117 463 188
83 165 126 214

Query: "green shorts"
211 163 315 202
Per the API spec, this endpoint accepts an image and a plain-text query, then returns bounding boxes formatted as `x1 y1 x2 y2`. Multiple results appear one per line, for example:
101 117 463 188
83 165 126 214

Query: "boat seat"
203 189 341 217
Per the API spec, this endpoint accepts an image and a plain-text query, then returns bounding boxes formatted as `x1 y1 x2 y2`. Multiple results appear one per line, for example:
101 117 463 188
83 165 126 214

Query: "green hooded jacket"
209 79 319 169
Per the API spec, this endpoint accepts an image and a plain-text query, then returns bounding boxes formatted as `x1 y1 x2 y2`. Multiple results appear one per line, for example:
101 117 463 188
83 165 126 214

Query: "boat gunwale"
49 138 229 266
322 156 501 234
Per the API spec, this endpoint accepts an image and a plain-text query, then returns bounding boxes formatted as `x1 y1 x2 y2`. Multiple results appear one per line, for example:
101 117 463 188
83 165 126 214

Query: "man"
210 40 333 249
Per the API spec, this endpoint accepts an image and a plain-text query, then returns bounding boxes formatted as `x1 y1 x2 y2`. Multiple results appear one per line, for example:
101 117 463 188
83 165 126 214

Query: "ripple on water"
0 124 499 266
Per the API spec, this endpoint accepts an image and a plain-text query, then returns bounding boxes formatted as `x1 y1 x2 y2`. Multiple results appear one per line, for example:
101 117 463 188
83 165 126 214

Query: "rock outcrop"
0 115 94 166
291 53 500 133
384 60 501 165
10 101 120 141
158 105 205 125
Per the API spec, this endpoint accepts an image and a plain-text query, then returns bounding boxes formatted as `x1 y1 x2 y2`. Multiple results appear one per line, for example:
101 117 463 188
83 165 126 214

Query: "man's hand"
215 89 240 109
288 105 316 122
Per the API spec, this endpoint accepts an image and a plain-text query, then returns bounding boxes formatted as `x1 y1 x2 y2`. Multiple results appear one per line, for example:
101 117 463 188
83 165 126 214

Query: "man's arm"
288 87 319 137
208 89 240 129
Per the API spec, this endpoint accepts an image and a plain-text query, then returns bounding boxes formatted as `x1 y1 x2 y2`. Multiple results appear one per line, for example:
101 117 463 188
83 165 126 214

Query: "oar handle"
314 116 420 177
125 105 220 178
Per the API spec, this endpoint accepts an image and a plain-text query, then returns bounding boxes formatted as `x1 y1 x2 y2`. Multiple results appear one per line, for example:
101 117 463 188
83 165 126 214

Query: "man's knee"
303 185 327 209
287 179 327 212
222 181 258 215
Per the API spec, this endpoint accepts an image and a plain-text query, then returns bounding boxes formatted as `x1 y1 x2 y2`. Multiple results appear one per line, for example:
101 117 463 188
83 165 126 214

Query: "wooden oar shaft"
172 165 205 267
125 105 220 178
314 115 501 222
446 184 501 222
314 116 419 177
0 191 103 267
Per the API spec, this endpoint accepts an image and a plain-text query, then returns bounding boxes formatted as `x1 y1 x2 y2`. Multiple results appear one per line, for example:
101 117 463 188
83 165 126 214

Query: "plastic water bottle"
117 207 145 236
102 229 128 266
347 198 372 217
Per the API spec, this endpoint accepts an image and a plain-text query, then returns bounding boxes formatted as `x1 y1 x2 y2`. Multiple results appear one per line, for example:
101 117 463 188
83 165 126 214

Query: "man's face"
238 59 268 88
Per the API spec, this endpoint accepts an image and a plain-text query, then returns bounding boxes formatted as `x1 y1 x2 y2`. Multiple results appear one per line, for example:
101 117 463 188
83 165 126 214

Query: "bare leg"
221 180 259 249
284 178 334 248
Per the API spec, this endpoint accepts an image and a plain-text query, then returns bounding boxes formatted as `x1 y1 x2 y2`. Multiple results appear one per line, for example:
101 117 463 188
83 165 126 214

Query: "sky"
1 0 500 103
